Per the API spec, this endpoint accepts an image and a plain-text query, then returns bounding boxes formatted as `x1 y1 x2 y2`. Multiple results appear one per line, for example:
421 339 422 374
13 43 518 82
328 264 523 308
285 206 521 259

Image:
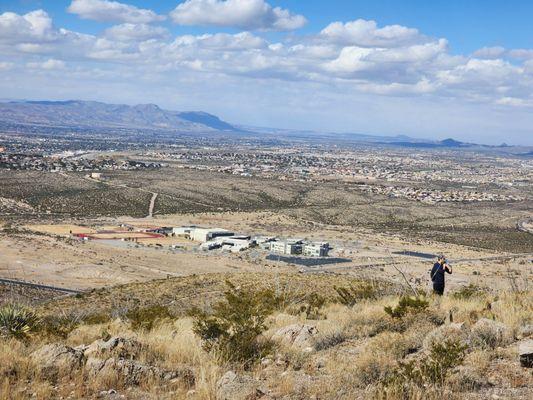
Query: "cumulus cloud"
1 8 533 122
104 23 169 41
0 10 56 44
27 58 66 69
170 0 306 31
472 46 506 59
508 48 533 60
68 0 165 23
320 19 423 47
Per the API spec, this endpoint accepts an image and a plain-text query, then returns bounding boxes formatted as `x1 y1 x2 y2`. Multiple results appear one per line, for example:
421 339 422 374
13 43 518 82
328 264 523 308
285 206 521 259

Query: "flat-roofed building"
270 240 303 255
303 242 330 257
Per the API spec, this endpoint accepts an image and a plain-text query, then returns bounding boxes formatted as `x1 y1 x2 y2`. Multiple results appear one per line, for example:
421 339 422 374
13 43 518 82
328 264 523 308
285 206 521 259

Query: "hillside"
1 272 531 399
0 100 238 132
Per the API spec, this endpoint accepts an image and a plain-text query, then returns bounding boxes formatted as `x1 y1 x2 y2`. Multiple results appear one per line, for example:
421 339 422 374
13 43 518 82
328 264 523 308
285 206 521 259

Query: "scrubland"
1 273 531 399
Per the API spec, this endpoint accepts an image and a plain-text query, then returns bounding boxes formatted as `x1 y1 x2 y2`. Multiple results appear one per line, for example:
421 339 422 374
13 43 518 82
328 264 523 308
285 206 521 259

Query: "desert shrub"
314 330 346 351
334 282 381 307
299 293 326 320
447 350 492 390
452 284 486 300
0 304 40 339
354 352 398 387
126 305 174 331
423 323 470 351
191 282 277 366
388 339 468 389
384 296 429 319
470 318 512 349
83 312 111 325
38 314 80 339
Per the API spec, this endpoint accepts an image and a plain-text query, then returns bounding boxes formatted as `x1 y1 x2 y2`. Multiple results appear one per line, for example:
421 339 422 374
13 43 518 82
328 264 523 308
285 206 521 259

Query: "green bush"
334 282 379 306
126 305 173 331
38 314 80 339
299 292 326 320
452 284 485 300
0 304 40 339
384 296 429 319
388 339 468 389
191 281 277 367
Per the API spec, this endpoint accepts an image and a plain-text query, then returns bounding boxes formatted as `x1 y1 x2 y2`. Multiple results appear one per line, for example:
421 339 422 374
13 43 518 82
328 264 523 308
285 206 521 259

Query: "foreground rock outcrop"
31 336 195 387
31 343 85 379
271 324 319 351
518 339 533 368
216 371 268 400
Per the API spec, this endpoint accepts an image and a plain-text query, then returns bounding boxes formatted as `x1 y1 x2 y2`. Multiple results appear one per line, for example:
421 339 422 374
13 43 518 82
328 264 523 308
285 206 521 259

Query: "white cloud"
472 46 506 59
170 0 306 31
1 9 533 143
0 10 56 44
508 48 533 60
68 0 165 23
104 23 169 41
27 58 66 69
320 19 423 47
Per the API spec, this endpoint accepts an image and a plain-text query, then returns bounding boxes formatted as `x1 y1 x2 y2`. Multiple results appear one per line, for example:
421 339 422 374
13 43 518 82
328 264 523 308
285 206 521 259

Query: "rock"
85 357 195 387
518 339 533 368
423 322 470 350
517 324 533 340
216 371 265 400
31 343 85 379
471 318 513 349
271 324 319 350
83 337 142 360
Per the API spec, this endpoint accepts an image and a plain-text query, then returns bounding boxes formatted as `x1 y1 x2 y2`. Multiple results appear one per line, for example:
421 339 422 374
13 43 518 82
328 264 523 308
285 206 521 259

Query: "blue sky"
1 1 533 144
5 1 533 54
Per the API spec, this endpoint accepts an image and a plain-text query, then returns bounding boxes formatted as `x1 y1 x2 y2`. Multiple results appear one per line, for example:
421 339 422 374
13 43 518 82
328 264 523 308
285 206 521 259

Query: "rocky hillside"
0 273 531 399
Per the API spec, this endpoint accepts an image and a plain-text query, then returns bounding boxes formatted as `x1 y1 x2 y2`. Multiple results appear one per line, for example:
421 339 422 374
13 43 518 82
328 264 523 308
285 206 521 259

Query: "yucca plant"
0 303 40 339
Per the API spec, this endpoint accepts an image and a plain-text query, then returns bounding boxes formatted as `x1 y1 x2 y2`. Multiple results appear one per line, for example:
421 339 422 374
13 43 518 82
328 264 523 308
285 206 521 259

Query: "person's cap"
437 254 446 260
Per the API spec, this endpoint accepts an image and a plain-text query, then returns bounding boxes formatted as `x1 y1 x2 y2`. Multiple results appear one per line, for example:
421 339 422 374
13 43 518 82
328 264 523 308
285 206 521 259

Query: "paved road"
0 277 81 294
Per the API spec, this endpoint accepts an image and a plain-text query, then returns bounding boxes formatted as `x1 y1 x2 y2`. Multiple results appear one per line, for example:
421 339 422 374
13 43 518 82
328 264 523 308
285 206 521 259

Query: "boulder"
31 343 85 379
517 324 533 340
85 357 195 387
216 371 266 400
271 324 319 351
518 339 533 368
83 336 142 360
423 322 470 350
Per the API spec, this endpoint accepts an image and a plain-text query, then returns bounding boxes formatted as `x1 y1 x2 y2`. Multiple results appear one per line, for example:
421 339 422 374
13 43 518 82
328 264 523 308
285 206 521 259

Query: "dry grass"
0 273 531 399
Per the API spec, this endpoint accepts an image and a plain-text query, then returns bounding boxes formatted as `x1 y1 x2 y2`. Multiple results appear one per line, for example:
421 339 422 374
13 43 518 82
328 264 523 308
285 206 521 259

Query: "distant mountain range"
0 100 238 132
0 100 529 151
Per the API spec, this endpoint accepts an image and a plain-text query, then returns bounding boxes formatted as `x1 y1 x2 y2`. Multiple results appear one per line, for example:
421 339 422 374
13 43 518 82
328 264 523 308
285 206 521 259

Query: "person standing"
430 255 452 295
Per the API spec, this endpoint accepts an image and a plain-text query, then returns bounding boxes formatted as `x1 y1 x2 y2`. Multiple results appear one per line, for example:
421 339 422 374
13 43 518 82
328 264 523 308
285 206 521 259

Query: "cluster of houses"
154 225 331 257
0 153 161 172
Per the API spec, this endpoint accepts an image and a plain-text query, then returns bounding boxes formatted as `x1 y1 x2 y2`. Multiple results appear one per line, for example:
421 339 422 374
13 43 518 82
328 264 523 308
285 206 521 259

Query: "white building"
200 236 252 252
270 240 303 255
171 226 234 242
302 242 330 257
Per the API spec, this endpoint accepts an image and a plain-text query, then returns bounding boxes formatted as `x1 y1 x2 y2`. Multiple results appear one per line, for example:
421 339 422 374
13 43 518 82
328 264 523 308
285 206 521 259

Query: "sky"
1 1 533 145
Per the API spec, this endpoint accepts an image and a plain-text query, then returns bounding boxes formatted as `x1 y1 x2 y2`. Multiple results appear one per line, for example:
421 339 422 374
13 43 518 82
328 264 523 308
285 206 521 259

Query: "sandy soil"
1 211 531 292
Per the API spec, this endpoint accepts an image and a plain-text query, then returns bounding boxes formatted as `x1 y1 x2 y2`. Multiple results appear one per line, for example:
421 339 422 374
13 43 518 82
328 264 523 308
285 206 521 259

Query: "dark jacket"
430 262 451 287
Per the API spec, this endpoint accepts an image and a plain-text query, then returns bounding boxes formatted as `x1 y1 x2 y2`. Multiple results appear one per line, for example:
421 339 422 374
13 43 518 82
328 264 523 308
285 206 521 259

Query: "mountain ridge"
0 100 239 132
